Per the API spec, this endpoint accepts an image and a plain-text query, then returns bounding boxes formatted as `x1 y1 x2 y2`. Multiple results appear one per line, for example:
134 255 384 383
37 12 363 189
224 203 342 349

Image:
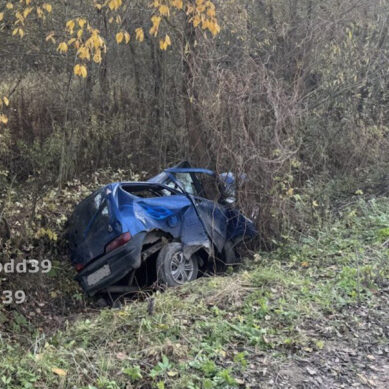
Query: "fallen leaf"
357 373 368 385
306 366 316 375
52 367 67 377
116 352 127 360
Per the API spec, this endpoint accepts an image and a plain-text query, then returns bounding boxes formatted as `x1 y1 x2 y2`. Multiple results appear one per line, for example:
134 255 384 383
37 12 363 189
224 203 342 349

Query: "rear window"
70 188 105 239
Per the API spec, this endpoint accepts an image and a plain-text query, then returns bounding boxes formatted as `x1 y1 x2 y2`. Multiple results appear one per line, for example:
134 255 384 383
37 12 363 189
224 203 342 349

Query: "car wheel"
156 242 198 286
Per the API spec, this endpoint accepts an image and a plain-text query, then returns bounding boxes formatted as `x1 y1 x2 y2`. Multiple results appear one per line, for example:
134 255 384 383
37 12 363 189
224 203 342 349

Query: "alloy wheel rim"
170 251 194 284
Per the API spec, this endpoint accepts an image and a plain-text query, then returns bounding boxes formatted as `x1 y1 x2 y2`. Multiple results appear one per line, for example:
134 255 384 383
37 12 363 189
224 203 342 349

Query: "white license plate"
86 265 111 286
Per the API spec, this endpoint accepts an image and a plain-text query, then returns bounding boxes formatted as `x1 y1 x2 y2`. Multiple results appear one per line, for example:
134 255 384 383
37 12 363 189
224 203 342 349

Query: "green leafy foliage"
122 365 143 382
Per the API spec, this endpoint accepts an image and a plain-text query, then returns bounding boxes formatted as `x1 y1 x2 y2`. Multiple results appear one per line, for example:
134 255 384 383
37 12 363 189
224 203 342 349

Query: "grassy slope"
1 198 389 389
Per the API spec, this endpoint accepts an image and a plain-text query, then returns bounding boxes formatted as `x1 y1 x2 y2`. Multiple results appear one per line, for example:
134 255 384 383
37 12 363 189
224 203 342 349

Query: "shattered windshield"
174 173 197 195
148 171 198 196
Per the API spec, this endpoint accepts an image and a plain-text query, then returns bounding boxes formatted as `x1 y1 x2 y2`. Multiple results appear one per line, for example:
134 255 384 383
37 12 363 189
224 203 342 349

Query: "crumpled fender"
113 185 214 258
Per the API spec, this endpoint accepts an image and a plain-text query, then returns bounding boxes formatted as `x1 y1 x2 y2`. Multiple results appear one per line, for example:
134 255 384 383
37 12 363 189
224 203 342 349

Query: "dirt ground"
243 288 389 388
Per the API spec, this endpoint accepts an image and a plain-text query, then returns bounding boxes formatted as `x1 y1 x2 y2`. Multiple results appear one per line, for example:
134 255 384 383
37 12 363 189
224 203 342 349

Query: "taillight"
105 232 131 253
75 263 85 272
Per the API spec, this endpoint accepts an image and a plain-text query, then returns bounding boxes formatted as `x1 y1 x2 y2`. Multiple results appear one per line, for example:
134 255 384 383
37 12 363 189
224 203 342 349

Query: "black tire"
156 242 199 286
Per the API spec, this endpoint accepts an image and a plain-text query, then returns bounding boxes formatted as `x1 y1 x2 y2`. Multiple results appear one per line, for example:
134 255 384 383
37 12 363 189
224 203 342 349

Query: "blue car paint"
68 166 257 270
165 167 215 176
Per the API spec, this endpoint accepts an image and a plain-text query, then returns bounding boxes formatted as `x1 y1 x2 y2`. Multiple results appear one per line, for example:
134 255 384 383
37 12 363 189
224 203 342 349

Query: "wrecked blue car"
67 162 256 296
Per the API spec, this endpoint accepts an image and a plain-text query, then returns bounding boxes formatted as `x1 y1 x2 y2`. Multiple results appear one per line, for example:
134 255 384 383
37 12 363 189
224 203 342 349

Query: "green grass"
1 197 388 388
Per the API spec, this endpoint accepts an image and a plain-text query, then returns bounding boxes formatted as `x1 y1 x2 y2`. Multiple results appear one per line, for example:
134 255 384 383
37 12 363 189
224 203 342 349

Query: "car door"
164 168 229 253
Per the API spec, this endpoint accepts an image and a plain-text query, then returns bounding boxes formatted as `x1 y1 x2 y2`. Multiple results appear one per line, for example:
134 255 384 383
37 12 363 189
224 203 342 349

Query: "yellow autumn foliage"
160 34 171 50
78 18 86 28
116 31 124 44
135 27 144 42
57 42 68 53
66 20 75 34
93 50 102 63
78 47 91 61
108 0 122 11
42 3 52 13
171 0 183 10
1 0 219 75
74 64 87 78
149 15 161 37
159 5 170 17
0 114 8 125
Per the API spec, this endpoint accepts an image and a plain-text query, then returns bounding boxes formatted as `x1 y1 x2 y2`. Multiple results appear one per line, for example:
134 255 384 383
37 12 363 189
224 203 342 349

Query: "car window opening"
121 184 175 198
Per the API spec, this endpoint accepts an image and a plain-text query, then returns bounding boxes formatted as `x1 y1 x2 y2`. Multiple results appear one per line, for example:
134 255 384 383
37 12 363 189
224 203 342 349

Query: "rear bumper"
75 232 146 296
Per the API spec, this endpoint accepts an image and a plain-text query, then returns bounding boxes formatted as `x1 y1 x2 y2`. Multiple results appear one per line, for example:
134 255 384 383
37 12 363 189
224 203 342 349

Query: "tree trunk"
182 21 206 165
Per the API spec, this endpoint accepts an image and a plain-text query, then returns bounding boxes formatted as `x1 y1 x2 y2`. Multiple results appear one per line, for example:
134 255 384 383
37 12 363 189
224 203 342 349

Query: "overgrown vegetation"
1 0 388 243
0 168 142 339
1 197 388 388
